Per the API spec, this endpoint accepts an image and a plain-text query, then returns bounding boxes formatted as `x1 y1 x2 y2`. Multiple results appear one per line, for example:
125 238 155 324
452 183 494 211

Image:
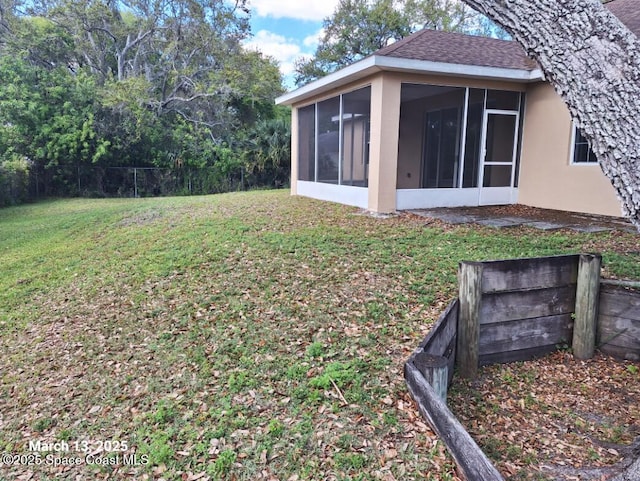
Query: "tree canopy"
0 0 290 203
294 0 507 86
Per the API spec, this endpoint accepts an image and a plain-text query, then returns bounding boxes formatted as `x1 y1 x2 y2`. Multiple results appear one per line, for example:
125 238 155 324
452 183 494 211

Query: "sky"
243 0 343 91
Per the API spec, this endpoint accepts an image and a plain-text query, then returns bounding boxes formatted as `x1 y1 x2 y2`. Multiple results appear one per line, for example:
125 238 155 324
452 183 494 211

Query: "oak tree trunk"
463 0 640 230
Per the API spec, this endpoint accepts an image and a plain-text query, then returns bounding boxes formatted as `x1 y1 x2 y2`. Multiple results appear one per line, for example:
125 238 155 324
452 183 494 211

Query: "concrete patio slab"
408 205 636 234
524 221 565 231
476 218 522 228
501 217 532 224
411 210 478 224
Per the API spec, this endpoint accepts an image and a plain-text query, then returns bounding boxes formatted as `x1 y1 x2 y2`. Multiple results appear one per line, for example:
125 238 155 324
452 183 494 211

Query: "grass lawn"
0 190 638 480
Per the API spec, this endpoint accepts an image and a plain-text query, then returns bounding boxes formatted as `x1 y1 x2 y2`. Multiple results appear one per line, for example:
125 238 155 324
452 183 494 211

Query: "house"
275 0 638 218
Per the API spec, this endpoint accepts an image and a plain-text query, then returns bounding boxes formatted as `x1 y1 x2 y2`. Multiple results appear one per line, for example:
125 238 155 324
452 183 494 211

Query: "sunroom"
277 27 623 217
286 76 527 213
395 84 525 209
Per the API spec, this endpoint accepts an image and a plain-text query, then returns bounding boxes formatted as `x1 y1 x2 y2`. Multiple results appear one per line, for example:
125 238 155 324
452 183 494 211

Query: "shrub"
0 156 30 206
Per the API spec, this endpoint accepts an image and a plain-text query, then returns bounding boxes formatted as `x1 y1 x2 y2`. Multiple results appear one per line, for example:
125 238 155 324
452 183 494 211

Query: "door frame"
478 108 520 205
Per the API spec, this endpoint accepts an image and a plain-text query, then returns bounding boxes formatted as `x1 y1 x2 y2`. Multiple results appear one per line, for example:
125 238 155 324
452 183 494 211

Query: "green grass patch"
0 190 636 480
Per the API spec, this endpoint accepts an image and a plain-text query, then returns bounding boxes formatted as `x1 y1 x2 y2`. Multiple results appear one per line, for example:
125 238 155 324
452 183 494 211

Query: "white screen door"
478 110 519 205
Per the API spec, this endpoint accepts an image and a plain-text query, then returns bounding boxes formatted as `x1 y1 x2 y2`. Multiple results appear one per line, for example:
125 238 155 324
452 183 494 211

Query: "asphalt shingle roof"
373 0 639 72
374 29 538 71
607 0 640 35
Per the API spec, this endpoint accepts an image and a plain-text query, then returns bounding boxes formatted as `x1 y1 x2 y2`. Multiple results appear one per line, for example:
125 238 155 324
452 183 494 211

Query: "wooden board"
479 315 573 356
597 285 640 361
417 299 459 356
458 263 483 378
404 362 504 481
478 255 579 293
480 344 560 365
573 254 601 359
598 315 640 349
599 285 640 322
479 285 576 325
411 299 458 385
444 335 457 384
598 343 640 361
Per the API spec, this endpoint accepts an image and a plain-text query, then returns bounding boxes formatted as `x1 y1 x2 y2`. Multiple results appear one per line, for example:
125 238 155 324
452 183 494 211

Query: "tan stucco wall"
519 83 622 217
368 73 401 213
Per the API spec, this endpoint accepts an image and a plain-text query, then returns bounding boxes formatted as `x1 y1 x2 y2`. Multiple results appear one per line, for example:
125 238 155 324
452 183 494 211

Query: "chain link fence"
26 165 249 200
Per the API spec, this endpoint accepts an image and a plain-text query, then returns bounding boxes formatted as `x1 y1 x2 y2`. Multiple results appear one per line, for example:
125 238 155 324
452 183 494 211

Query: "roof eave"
275 55 544 106
275 56 381 106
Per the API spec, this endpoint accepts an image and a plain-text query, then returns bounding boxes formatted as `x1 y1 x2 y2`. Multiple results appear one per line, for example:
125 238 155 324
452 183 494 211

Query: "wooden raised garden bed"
405 254 640 481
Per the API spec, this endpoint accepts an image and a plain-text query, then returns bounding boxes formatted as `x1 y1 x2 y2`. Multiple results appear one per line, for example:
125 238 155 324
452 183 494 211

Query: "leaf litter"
0 191 638 480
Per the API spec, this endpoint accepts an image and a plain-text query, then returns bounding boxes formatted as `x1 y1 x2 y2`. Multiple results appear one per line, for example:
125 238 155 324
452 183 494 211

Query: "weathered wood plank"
601 279 640 289
458 263 483 378
598 344 640 362
480 255 579 293
573 254 602 359
479 314 573 356
445 334 457 385
412 353 448 403
479 285 576 325
417 299 459 356
598 315 640 349
404 362 504 481
480 344 560 366
599 285 640 322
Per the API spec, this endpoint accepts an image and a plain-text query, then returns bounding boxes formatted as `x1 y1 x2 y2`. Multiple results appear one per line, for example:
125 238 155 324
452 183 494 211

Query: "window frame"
570 123 598 165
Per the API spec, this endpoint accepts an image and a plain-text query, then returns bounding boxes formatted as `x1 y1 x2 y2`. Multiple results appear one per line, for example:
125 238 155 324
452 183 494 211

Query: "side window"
572 125 598 164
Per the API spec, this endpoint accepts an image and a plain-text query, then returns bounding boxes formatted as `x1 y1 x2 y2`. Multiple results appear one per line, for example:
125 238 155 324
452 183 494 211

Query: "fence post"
573 254 601 359
457 262 483 379
413 349 448 403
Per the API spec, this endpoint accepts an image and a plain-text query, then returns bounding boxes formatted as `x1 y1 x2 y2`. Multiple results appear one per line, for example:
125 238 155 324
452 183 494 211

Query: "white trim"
509 107 520 188
297 181 368 209
277 57 380 106
276 55 543 106
484 108 519 116
376 56 543 82
396 188 481 210
479 187 519 205
396 186 520 210
569 121 577 165
569 122 599 165
478 110 488 189
479 109 520 204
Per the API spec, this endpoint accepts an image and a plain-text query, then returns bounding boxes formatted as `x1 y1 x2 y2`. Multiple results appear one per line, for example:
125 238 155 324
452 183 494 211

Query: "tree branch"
462 0 640 230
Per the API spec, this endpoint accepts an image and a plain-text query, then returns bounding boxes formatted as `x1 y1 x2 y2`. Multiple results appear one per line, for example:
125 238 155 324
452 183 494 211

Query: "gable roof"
276 0 638 106
373 29 538 71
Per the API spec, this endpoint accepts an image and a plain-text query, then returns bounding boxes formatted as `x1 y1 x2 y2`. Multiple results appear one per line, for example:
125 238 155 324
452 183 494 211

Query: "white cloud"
244 30 303 78
303 28 324 49
247 0 340 21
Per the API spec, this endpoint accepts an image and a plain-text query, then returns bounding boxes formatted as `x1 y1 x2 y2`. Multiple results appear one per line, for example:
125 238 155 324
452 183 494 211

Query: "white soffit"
275 55 544 106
